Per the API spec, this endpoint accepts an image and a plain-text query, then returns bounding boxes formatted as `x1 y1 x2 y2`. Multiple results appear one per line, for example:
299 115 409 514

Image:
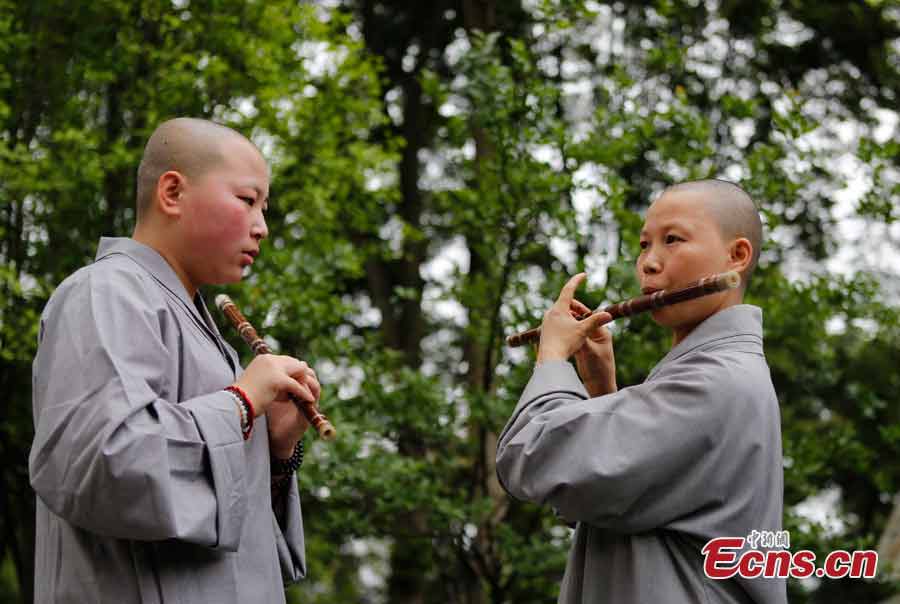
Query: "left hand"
570 298 617 396
537 273 613 364
267 362 321 460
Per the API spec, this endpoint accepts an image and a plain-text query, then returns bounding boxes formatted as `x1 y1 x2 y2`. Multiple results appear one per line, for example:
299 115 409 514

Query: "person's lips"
641 286 662 295
241 249 258 264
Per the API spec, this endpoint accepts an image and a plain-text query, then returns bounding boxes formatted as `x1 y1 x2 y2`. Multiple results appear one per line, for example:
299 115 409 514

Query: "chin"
649 307 679 327
214 269 245 285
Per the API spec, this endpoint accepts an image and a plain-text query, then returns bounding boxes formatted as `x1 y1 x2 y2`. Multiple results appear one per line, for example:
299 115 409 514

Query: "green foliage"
2 1 899 603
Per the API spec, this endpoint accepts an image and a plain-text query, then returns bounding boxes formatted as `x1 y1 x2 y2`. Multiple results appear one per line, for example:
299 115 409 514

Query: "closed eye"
238 196 255 205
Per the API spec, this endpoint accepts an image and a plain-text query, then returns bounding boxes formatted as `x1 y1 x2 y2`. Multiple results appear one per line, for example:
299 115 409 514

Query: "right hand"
232 355 316 418
537 273 612 364
570 298 617 397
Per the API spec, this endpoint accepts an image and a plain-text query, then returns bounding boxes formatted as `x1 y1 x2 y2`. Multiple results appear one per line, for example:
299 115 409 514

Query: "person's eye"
665 234 682 244
238 196 255 205
639 240 649 250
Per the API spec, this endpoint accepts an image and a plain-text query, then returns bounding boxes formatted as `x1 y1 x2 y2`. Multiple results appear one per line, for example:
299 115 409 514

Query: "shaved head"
136 118 258 221
662 179 763 288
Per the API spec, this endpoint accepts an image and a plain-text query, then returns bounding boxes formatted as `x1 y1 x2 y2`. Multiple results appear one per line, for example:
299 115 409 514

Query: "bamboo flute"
506 271 741 348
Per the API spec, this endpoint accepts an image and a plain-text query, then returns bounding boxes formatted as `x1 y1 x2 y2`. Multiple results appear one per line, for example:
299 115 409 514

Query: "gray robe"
497 305 787 603
30 237 306 603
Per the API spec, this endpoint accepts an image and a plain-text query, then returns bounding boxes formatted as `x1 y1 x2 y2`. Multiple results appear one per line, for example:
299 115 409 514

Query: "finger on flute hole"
570 299 592 315
301 385 315 402
291 382 315 403
595 311 614 325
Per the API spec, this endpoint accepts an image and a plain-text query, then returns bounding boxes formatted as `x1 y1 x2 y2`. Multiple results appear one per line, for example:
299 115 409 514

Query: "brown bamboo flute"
506 271 741 348
215 294 337 441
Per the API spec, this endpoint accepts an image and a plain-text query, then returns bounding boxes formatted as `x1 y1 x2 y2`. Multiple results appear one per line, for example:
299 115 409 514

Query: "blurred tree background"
2 0 899 602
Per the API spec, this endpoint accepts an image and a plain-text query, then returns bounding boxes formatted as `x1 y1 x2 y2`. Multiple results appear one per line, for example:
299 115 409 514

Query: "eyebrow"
640 220 691 237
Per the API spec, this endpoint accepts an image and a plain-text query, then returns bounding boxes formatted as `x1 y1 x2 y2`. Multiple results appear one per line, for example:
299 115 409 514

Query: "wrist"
584 376 617 396
224 387 254 440
271 438 299 461
231 382 261 417
271 440 304 476
537 347 568 364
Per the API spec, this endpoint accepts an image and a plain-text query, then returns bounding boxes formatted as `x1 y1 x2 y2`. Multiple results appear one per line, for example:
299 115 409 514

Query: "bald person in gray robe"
497 306 786 603
497 180 787 603
30 118 318 603
30 237 305 603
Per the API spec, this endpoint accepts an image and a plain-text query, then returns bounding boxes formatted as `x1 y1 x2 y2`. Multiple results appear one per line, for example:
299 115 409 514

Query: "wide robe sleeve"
275 477 307 583
29 266 248 550
496 358 737 533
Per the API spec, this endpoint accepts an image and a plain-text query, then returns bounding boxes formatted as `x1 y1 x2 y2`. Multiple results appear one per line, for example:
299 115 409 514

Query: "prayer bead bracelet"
270 441 304 500
224 386 254 440
271 440 304 476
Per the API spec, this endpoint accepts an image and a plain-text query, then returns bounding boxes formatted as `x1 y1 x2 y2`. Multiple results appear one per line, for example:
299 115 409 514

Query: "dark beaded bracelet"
271 440 304 476
271 473 294 500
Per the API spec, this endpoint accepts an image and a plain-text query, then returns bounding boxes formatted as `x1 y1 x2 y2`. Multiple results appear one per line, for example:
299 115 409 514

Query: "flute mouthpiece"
722 271 741 290
214 294 233 311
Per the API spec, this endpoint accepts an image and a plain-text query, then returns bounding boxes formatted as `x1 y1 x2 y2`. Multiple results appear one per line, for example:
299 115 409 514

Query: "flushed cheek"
668 252 717 281
220 204 252 245
683 245 729 271
193 202 250 250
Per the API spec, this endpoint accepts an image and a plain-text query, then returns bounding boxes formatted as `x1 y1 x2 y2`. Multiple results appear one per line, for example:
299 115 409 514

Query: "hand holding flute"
516 270 740 396
532 273 617 365
232 355 323 452
569 294 618 397
217 295 337 442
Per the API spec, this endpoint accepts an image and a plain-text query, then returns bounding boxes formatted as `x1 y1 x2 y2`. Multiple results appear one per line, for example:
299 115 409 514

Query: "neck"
669 292 744 348
670 323 698 348
132 223 198 299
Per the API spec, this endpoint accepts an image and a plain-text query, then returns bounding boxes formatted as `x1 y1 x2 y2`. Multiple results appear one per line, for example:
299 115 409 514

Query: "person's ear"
729 237 752 273
156 171 186 218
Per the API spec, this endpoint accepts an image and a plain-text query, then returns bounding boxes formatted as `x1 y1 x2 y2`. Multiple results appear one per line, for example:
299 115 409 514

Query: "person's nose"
251 211 268 242
640 249 662 276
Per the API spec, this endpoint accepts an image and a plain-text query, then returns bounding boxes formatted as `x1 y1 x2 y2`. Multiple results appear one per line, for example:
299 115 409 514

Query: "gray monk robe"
497 305 787 604
30 237 306 603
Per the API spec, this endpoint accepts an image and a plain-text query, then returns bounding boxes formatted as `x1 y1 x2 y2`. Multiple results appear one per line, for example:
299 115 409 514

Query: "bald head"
663 179 763 287
136 118 258 221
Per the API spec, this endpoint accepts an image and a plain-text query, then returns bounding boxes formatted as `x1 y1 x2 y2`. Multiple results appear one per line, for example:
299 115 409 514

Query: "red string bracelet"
225 385 256 439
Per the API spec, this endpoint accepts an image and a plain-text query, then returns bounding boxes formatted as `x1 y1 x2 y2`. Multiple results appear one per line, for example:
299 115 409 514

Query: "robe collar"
94 237 229 351
648 304 764 380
